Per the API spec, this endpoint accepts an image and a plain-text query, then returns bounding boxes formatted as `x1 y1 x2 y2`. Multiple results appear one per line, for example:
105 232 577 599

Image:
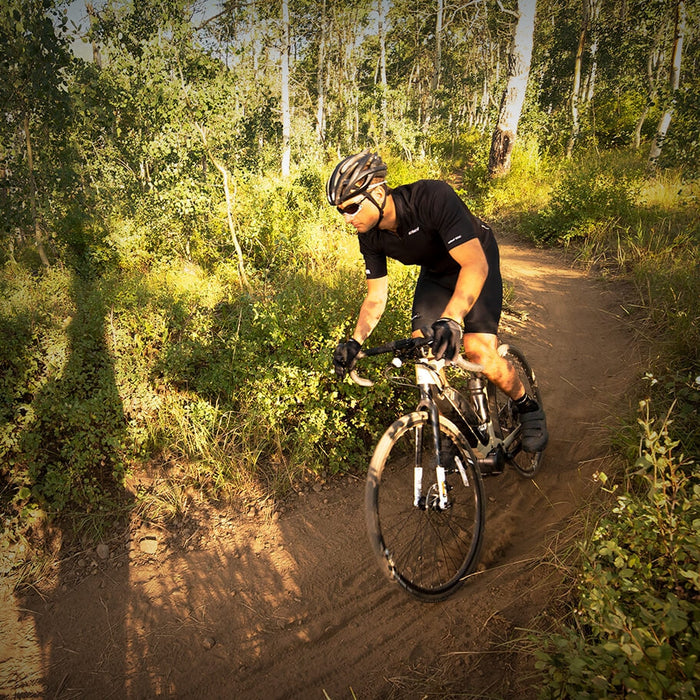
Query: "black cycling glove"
431 318 463 361
333 338 362 378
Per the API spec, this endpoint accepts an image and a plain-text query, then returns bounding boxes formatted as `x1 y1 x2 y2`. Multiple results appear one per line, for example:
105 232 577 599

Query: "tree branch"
496 0 519 19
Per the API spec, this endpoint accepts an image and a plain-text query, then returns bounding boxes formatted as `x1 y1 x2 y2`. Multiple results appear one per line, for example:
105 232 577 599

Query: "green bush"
524 156 640 245
536 398 700 698
0 266 127 539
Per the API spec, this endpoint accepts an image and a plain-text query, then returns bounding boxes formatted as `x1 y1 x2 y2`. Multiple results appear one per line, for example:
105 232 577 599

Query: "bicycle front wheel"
490 346 545 477
365 412 485 602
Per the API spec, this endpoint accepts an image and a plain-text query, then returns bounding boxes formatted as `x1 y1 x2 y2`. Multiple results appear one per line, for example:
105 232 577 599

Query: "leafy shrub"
480 138 554 225
0 266 127 539
656 83 700 177
144 254 420 493
524 158 640 245
536 398 700 698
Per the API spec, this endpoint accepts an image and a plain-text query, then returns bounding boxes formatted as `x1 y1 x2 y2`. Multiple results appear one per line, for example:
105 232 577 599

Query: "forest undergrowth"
1 146 698 697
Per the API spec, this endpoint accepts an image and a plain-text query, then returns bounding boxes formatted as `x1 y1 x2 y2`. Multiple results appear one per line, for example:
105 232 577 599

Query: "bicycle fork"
413 361 456 511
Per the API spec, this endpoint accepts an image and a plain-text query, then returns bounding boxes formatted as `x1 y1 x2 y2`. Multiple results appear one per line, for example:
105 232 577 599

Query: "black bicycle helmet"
326 150 388 206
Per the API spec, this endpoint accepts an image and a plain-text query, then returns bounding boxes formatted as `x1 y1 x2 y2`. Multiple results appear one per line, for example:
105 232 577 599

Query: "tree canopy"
2 0 697 265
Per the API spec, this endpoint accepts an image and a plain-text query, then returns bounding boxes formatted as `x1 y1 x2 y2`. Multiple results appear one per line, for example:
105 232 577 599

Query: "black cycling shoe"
519 407 548 452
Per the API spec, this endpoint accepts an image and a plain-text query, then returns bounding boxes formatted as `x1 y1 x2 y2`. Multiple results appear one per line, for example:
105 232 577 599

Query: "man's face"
337 192 381 233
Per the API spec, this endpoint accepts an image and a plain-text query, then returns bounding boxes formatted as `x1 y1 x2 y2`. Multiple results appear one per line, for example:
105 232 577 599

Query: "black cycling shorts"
411 259 503 336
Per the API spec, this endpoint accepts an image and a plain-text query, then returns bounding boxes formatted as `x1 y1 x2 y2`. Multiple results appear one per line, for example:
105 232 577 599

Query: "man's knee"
462 333 498 363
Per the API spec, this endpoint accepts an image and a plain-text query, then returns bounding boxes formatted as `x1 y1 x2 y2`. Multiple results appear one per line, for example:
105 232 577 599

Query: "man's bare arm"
440 239 488 322
352 276 389 343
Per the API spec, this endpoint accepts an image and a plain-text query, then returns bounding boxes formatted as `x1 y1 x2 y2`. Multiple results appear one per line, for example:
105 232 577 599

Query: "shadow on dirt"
12 265 133 697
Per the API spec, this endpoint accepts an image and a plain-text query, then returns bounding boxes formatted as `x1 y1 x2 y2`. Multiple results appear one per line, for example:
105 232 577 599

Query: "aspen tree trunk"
479 72 490 131
634 44 662 149
194 125 250 291
584 0 600 103
649 0 686 166
316 0 327 144
23 113 49 266
487 0 536 178
281 0 291 176
179 62 250 291
85 2 102 68
566 0 589 158
378 0 388 141
424 0 444 129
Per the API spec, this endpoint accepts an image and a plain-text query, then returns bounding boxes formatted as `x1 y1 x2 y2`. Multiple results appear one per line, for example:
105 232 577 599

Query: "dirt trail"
1 236 641 699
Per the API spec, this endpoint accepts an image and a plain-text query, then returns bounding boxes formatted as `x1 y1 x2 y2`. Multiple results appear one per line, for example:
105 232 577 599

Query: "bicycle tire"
365 412 485 602
489 346 545 477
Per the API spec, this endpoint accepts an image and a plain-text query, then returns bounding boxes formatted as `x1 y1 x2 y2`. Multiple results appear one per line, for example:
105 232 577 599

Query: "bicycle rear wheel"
365 412 485 602
490 346 545 477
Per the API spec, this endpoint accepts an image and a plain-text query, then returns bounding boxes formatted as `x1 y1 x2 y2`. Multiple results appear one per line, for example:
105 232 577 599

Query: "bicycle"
349 336 545 602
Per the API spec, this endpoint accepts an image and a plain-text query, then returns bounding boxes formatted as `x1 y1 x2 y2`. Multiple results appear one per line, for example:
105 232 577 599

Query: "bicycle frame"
350 337 527 492
413 354 523 486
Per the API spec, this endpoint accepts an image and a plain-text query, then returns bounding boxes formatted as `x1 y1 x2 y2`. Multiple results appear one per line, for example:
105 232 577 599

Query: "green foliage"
522 154 641 245
0 0 75 252
656 81 700 176
473 146 699 699
0 171 427 544
536 398 700 698
480 137 554 223
508 150 699 371
140 252 418 492
0 265 127 540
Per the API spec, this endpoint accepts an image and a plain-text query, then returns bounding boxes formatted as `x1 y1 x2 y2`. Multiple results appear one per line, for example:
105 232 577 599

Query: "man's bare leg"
463 332 548 451
462 332 524 399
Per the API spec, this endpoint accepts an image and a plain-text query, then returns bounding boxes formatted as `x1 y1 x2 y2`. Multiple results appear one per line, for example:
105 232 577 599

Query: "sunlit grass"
637 170 699 210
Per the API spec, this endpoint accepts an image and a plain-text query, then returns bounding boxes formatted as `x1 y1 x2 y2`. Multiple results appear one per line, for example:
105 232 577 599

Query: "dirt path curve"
2 237 641 699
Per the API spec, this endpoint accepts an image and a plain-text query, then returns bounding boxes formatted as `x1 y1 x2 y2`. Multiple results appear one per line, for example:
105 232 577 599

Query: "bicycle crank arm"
477 448 506 476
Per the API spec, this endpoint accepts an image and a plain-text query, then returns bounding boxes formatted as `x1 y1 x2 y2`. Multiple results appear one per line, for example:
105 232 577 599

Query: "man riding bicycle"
328 150 548 453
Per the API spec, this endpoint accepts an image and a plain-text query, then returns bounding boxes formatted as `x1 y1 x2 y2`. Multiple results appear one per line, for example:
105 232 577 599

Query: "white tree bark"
487 0 537 177
281 0 291 176
378 0 388 141
649 0 686 166
566 0 589 158
584 0 600 103
316 0 327 144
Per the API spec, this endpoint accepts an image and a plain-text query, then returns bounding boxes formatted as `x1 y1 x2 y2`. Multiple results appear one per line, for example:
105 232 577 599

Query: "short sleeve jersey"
358 180 496 279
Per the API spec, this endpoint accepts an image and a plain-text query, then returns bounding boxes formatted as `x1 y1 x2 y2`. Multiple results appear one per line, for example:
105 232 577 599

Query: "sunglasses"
336 198 365 217
336 181 386 217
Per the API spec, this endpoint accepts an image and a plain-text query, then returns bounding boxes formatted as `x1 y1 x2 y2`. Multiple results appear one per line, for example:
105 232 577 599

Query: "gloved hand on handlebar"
431 318 463 361
333 338 362 378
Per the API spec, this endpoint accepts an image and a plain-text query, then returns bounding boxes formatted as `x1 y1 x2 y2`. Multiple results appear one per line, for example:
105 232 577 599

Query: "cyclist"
328 150 548 453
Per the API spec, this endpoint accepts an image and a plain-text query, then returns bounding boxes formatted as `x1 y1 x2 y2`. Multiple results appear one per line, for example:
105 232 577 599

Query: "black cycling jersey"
357 180 502 335
358 180 498 279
